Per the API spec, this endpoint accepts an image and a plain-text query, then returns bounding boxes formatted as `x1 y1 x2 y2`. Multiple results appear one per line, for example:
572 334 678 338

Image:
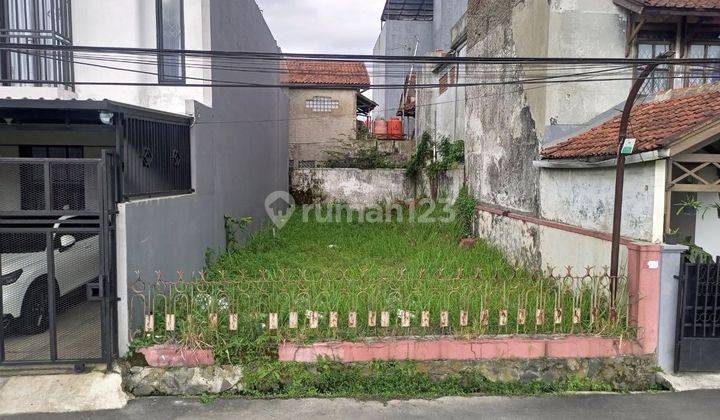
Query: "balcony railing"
0 0 74 88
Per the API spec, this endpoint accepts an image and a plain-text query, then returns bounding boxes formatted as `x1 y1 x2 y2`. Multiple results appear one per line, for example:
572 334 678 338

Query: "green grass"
133 207 631 364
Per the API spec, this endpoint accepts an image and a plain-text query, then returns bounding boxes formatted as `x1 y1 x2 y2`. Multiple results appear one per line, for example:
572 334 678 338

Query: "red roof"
627 0 720 9
285 60 370 88
542 85 720 159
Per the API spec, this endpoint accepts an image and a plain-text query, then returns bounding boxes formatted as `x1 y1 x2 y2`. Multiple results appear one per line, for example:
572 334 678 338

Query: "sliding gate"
675 256 720 372
0 153 117 368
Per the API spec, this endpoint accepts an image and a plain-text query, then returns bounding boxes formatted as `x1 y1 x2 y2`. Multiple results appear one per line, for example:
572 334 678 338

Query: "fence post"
626 241 663 354
657 244 688 372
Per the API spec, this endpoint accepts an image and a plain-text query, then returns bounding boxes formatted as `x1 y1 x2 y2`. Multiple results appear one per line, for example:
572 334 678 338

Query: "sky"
255 0 386 55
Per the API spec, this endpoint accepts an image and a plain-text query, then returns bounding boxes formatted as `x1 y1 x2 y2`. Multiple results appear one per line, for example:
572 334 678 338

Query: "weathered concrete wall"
539 161 666 243
434 0 469 50
416 47 468 142
372 20 434 121
476 208 630 272
291 167 464 209
288 89 357 162
464 0 631 215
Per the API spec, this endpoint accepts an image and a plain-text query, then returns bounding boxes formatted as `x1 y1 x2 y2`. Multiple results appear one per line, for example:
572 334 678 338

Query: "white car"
1 216 100 334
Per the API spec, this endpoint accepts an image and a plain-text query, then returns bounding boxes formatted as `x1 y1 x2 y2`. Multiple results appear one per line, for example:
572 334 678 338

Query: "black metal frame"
155 0 186 84
0 99 194 201
0 155 117 369
0 0 74 88
674 256 720 372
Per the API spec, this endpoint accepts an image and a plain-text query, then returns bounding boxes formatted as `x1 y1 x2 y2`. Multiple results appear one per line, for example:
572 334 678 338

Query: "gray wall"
372 19 433 120
433 0 468 50
117 0 288 352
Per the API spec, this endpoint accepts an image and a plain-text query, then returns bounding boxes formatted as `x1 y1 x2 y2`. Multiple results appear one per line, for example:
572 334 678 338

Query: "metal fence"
675 257 720 372
128 267 631 360
122 116 192 199
0 156 116 368
0 0 74 88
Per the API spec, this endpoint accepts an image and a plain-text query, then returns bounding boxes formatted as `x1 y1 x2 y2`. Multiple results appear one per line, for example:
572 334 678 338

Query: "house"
408 0 720 268
373 0 468 137
286 60 376 166
0 0 288 364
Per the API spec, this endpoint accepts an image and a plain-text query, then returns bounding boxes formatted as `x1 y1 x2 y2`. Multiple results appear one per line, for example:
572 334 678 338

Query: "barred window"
687 43 720 87
637 41 672 94
305 96 339 112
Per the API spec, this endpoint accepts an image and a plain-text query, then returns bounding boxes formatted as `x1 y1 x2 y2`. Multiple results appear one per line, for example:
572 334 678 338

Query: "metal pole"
610 51 674 314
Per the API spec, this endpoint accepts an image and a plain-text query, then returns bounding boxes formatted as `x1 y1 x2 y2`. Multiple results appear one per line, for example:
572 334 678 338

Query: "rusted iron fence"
129 267 632 357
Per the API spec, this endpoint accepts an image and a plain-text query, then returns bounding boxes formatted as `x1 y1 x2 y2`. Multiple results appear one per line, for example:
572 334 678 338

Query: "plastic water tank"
373 119 388 136
388 118 403 138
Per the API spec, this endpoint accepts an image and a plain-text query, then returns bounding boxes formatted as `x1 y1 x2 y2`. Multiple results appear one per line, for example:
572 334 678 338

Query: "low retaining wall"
121 356 658 396
279 336 645 363
291 167 464 209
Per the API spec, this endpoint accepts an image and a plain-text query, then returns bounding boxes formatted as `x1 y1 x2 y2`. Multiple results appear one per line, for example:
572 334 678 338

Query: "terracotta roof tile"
285 60 370 88
541 84 720 159
631 0 720 9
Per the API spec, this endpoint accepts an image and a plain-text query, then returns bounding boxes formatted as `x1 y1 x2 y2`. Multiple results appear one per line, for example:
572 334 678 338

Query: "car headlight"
1 269 23 286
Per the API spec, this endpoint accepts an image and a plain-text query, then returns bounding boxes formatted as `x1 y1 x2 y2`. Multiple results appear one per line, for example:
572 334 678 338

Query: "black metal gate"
0 153 117 368
675 256 720 372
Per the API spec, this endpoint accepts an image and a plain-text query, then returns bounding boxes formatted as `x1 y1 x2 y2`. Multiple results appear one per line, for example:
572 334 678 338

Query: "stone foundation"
120 355 657 396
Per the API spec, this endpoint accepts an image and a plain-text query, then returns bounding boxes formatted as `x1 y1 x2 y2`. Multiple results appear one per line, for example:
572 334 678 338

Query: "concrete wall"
464 0 630 215
291 166 464 209
433 0 468 50
372 20 434 121
539 161 666 243
288 89 357 162
70 0 212 114
116 0 288 353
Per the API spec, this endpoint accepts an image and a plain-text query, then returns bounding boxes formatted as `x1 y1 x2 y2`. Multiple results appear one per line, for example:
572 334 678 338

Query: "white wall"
540 161 666 243
71 0 212 114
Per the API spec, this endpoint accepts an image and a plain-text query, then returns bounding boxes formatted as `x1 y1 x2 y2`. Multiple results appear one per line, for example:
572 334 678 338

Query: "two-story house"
0 0 288 364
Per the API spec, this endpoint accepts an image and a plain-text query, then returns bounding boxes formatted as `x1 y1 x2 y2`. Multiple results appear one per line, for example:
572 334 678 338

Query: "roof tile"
285 60 370 88
541 84 720 159
632 0 720 9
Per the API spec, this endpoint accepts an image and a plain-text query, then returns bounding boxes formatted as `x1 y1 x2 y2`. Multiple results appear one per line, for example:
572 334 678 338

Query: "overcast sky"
255 0 386 55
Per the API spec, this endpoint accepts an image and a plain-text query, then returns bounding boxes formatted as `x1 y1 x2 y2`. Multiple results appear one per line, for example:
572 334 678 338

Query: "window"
687 42 720 86
439 73 449 95
156 0 185 84
305 96 339 112
0 0 73 87
637 41 672 94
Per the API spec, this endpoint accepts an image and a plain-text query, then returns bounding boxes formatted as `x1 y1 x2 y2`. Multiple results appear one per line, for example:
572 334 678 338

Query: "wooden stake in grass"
144 314 154 332
440 311 449 327
229 314 238 331
348 312 357 328
481 309 489 327
554 308 563 325
535 309 545 326
381 311 390 327
209 313 218 329
165 314 175 331
499 309 508 327
460 310 468 327
421 311 430 327
269 313 278 330
572 308 581 325
329 312 338 328
517 309 526 326
289 312 298 329
309 311 319 329
368 311 377 327
401 310 411 327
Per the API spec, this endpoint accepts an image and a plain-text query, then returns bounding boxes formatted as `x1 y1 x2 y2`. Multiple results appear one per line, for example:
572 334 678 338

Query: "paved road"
7 391 720 420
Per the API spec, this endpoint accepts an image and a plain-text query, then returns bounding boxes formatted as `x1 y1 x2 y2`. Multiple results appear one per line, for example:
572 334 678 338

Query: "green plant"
224 215 252 251
454 185 477 238
324 129 397 170
405 131 434 178
702 201 720 219
675 195 704 216
681 240 714 264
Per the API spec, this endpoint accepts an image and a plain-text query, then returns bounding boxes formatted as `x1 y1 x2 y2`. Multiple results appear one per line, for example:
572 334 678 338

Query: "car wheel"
20 280 51 334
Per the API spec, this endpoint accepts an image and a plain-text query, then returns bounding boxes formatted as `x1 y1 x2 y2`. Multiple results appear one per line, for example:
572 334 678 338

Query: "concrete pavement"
7 390 720 419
